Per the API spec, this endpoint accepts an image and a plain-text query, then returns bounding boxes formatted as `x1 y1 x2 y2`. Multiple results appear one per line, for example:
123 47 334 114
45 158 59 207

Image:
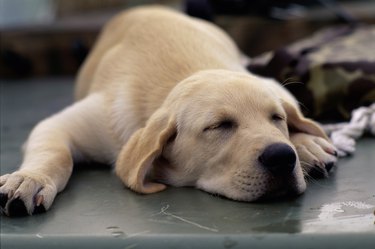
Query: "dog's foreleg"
291 133 338 179
0 94 113 216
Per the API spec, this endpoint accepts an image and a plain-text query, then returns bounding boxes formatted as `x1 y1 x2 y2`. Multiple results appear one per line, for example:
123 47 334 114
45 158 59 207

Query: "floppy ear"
115 108 176 194
282 100 329 140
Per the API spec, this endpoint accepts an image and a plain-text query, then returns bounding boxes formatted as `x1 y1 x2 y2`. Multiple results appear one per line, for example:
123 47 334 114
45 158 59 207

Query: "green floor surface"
1 78 374 249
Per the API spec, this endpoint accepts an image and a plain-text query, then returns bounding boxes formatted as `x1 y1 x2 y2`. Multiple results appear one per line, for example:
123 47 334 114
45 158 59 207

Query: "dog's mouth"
257 175 306 201
231 173 305 202
258 185 303 202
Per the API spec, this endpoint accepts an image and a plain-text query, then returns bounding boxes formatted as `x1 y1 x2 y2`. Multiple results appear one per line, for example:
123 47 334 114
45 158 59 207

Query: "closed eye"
271 113 285 122
203 119 236 132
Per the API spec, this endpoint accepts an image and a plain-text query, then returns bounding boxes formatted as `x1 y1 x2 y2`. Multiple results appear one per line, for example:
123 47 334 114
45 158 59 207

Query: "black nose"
258 143 296 176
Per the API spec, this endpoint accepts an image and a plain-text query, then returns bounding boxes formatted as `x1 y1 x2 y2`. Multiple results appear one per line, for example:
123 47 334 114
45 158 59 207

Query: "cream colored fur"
0 6 337 216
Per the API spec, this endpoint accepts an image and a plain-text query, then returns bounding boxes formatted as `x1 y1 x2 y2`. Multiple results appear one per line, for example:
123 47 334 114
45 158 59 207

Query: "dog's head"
116 70 327 201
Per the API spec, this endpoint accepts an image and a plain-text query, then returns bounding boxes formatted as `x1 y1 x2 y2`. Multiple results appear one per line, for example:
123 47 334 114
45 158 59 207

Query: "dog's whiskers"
300 160 317 180
281 78 304 87
300 160 330 187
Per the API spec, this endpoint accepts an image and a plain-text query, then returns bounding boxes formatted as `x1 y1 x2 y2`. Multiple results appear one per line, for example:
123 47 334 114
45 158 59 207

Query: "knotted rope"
321 103 375 157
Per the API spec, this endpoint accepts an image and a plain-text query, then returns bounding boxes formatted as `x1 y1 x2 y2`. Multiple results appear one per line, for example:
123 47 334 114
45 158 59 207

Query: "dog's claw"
0 172 57 216
333 150 338 157
33 204 46 215
7 198 29 217
325 161 335 172
0 193 8 209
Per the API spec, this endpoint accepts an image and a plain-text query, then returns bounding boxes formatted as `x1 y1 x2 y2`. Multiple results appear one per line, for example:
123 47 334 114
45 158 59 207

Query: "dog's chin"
256 185 304 202
256 177 307 202
222 176 306 203
259 176 306 201
227 186 303 203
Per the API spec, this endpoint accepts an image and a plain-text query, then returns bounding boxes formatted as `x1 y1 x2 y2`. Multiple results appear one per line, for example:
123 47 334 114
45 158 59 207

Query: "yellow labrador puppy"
0 6 337 216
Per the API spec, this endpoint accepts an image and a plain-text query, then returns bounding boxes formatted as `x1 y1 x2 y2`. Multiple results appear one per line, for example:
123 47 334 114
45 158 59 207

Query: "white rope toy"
321 103 375 157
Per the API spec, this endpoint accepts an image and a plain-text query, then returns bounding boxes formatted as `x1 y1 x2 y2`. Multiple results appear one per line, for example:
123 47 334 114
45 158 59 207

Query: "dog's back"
75 6 244 112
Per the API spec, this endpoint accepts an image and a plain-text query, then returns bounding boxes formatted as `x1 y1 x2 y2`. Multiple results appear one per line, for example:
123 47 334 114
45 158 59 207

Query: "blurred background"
0 0 373 78
0 0 374 119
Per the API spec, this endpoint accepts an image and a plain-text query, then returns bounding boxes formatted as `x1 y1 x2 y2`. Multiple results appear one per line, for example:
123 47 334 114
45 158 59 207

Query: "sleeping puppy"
0 6 337 216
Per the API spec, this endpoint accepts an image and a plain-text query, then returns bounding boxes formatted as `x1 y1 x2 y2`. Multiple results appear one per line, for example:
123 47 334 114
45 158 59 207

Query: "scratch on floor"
35 233 44 238
124 244 137 249
148 218 181 226
157 205 219 232
126 230 150 239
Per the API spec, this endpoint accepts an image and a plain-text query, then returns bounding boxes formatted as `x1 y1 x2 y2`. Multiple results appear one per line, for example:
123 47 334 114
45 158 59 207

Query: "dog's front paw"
291 133 338 178
0 171 57 216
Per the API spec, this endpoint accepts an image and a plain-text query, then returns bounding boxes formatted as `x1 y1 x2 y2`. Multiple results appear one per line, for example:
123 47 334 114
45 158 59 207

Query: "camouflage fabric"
248 26 375 121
